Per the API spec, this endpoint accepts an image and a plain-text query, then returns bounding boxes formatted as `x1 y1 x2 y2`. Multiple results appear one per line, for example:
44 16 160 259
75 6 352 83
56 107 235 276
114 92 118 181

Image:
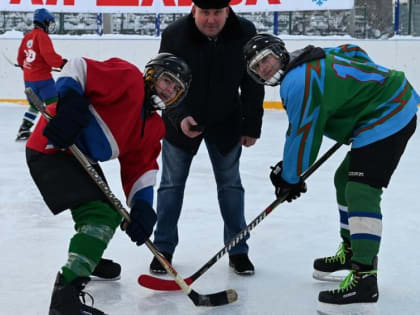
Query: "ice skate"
15 121 33 141
49 272 106 315
317 265 378 315
313 242 352 282
91 258 121 281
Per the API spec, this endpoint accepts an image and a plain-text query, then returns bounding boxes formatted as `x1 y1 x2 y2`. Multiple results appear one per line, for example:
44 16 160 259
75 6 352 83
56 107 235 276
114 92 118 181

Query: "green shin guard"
61 201 122 284
345 181 383 266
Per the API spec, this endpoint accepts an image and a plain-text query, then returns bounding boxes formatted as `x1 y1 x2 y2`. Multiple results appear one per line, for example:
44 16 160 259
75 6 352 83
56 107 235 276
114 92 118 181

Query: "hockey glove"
124 199 157 246
60 58 68 69
43 89 91 149
270 161 307 202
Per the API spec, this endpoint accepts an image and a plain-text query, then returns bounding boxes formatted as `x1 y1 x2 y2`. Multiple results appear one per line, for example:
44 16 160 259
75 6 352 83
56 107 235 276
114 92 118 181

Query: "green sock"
61 200 122 284
345 181 383 266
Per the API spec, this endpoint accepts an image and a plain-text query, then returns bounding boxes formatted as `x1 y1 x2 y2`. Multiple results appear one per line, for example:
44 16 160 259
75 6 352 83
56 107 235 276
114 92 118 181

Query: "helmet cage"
47 21 56 34
144 53 191 111
244 34 290 86
248 48 284 86
147 69 187 110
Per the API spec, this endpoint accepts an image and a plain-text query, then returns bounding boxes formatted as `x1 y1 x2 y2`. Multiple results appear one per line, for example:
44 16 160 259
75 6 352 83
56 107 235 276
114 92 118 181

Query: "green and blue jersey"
280 44 419 184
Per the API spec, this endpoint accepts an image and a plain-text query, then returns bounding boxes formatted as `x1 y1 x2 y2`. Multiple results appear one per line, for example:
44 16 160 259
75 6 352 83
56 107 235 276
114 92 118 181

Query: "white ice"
1 102 419 315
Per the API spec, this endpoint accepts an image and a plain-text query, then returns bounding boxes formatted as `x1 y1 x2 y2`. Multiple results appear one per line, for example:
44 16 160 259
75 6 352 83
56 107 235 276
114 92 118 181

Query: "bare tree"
356 0 393 37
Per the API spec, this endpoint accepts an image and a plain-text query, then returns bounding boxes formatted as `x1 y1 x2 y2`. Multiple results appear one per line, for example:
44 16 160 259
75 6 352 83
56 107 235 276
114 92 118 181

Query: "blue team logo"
312 0 327 6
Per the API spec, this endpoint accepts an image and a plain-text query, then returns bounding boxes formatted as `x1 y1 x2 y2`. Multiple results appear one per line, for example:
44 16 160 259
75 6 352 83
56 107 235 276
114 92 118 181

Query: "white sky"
0 103 419 315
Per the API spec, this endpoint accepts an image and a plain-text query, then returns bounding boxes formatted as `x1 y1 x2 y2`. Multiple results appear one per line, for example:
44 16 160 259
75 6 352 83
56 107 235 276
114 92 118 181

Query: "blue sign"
96 13 103 36
312 0 328 6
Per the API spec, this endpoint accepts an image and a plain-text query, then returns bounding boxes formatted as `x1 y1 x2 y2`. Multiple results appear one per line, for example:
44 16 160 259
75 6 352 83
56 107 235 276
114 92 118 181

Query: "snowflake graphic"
312 0 327 6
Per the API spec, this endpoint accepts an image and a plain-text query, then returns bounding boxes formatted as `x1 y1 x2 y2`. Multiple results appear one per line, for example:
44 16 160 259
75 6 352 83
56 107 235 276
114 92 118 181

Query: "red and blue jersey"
17 29 64 81
27 57 165 207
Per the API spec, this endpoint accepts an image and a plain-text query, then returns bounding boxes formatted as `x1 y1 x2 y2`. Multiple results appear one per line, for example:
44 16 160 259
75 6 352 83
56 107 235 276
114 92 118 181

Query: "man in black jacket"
150 0 264 275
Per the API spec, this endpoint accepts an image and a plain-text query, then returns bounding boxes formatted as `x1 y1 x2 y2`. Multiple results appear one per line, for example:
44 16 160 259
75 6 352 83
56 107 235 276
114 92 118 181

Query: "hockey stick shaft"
2 50 21 68
24 87 237 307
139 141 343 291
2 51 61 72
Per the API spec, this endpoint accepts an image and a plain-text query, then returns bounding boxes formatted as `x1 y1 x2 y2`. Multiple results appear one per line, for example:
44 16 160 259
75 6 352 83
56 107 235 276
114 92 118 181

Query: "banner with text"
0 0 354 14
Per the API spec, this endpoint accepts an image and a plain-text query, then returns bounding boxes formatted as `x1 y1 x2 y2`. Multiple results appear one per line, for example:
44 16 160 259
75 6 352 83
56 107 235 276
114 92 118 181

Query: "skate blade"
90 275 121 281
313 270 347 282
15 136 29 141
317 301 379 315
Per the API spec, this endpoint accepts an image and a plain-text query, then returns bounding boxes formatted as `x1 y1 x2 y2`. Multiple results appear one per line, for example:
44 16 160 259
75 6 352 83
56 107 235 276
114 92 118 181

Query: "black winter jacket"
159 9 265 155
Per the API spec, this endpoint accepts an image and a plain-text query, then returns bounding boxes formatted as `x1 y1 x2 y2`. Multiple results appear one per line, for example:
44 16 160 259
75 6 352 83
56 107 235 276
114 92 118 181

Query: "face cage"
151 70 187 110
47 21 56 34
248 48 283 86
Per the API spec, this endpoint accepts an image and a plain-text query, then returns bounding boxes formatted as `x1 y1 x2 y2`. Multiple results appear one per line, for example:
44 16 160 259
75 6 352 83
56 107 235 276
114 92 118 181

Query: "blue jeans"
153 139 249 256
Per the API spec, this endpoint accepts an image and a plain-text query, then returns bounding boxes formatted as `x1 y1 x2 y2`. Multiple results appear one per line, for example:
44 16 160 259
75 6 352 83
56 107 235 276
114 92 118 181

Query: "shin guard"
345 181 383 266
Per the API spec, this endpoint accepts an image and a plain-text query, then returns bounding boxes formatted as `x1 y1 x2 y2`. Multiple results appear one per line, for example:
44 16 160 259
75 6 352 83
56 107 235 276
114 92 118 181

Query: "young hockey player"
26 53 191 314
244 33 418 314
16 8 66 141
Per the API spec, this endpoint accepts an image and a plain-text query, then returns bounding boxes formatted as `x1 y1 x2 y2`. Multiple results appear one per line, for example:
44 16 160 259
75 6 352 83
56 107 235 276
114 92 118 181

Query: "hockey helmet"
144 53 192 110
244 33 289 86
34 8 56 33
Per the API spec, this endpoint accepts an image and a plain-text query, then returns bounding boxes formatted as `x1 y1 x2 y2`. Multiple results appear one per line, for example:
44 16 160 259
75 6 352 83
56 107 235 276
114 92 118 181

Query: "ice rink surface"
1 102 419 315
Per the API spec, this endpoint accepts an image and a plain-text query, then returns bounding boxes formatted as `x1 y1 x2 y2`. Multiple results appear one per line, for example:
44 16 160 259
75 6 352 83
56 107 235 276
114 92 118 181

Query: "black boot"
91 258 121 281
313 241 352 281
229 254 255 275
15 120 33 141
317 263 379 314
149 252 172 274
49 272 105 315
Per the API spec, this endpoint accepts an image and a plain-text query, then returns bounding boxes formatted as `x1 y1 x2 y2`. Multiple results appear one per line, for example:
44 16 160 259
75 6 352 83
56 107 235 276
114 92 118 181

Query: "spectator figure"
150 0 265 276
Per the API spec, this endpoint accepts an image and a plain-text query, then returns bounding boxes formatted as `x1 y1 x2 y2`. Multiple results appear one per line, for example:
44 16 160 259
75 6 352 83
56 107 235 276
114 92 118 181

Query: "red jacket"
17 28 64 81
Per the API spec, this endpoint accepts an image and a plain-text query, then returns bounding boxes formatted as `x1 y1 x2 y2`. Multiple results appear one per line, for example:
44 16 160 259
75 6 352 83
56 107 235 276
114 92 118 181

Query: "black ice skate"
317 264 379 315
229 254 255 275
15 121 33 141
91 258 121 281
313 241 352 282
49 272 105 315
149 252 172 274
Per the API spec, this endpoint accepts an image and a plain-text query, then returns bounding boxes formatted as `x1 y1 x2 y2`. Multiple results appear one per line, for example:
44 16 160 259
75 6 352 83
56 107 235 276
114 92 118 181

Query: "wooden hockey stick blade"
138 142 343 291
25 86 238 307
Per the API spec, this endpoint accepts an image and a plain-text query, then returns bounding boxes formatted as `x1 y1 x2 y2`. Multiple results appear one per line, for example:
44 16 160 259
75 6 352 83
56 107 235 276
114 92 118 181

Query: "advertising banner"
0 0 354 14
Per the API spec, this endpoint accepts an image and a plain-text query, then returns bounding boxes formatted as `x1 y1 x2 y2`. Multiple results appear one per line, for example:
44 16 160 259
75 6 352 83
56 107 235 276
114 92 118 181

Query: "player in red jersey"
26 53 191 314
16 8 66 141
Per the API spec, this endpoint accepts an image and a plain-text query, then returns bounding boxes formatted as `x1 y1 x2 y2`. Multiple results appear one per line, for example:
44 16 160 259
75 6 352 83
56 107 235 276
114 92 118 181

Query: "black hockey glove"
270 161 307 202
60 58 68 69
43 89 90 149
124 199 157 246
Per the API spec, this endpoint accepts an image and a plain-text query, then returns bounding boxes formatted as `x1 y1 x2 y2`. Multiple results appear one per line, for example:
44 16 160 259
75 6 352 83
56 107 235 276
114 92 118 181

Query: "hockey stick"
2 51 61 72
139 141 343 291
2 50 22 68
24 87 238 307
